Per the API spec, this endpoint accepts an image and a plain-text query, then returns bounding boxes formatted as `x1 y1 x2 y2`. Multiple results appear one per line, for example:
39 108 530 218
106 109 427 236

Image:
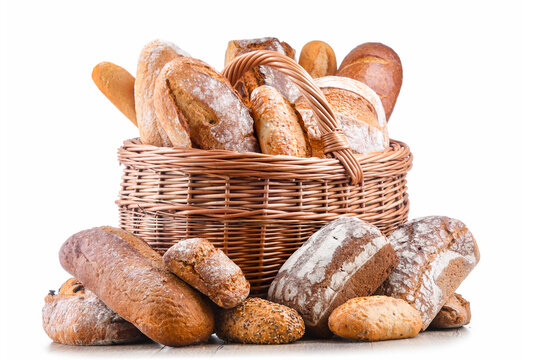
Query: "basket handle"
222 50 363 185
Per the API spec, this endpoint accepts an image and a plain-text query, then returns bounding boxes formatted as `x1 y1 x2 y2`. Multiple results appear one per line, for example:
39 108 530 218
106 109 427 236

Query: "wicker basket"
117 50 413 297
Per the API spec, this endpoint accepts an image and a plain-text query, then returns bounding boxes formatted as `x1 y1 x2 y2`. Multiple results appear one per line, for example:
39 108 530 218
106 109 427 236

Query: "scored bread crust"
376 216 480 330
42 278 146 345
295 76 388 157
135 39 190 147
337 42 402 121
58 226 215 347
163 238 250 309
153 56 259 152
250 85 310 157
429 293 471 329
298 41 337 78
224 37 300 106
268 217 399 338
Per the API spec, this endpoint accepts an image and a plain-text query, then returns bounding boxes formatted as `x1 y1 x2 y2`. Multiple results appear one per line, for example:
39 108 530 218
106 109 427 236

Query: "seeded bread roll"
250 85 310 157
224 37 300 106
163 238 250 309
268 217 399 338
337 42 402 121
92 62 137 126
328 296 422 341
294 76 388 157
58 227 214 347
429 293 471 329
135 39 190 147
216 298 305 344
154 57 259 152
376 216 480 330
298 41 337 78
42 278 146 345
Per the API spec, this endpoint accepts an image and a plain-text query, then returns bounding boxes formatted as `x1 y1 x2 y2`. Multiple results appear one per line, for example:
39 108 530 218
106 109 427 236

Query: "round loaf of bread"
376 216 480 330
429 293 471 329
250 85 310 157
58 227 215 347
268 217 399 338
163 238 250 309
42 278 146 345
337 42 402 121
294 76 388 157
298 40 337 78
153 56 259 153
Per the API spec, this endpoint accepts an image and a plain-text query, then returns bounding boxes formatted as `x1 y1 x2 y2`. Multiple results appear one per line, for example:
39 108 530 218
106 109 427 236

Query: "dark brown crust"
215 298 305 344
429 293 471 329
58 227 214 347
42 279 146 346
337 42 402 121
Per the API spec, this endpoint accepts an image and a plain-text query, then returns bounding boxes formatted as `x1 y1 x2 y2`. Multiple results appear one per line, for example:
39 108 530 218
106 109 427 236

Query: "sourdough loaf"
268 217 399 338
58 227 214 347
376 216 480 330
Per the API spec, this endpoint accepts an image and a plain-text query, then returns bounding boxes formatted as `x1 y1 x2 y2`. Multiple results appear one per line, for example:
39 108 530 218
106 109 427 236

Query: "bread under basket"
117 50 413 297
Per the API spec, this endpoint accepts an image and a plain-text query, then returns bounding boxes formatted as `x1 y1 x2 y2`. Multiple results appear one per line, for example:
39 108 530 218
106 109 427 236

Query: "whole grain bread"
429 293 471 329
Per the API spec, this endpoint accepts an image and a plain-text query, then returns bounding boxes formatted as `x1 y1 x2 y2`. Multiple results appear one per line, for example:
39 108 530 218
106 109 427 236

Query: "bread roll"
163 238 250 309
376 216 480 330
42 278 146 345
337 42 402 121
92 62 137 126
298 41 337 78
328 296 422 341
268 217 399 338
135 39 190 147
58 226 214 347
216 298 305 344
250 85 310 157
429 293 471 329
153 56 259 152
294 76 388 157
224 37 300 106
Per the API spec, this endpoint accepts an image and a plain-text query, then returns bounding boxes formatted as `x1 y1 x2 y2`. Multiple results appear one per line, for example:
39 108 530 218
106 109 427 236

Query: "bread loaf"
224 37 300 106
294 76 388 157
298 41 337 78
163 238 250 309
135 40 190 147
328 296 422 341
92 62 137 126
58 226 214 347
216 298 305 344
429 293 471 329
42 278 146 345
376 216 480 330
337 42 402 121
153 57 259 152
268 217 399 338
250 85 310 157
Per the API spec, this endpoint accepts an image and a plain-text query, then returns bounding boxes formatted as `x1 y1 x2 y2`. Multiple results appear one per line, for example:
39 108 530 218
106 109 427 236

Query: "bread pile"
43 38 480 347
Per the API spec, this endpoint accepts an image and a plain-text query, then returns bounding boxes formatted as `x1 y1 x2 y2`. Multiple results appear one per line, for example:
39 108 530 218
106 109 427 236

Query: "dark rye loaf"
268 217 399 338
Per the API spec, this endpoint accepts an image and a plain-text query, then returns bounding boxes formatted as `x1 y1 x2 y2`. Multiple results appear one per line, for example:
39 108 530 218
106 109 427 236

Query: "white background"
1 0 533 359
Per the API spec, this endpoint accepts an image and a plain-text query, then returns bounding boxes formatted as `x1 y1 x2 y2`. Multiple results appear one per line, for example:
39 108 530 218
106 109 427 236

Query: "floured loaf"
267 217 399 338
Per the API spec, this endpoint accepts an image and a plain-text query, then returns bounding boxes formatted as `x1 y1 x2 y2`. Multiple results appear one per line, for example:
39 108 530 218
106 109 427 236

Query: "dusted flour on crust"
376 216 480 330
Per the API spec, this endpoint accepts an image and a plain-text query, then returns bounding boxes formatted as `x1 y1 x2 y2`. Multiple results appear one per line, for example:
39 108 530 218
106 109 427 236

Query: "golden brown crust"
337 42 402 121
135 40 189 147
328 296 422 341
216 298 305 344
153 57 259 152
92 62 137 126
429 293 471 329
58 227 215 347
163 238 250 309
42 278 146 345
298 41 337 78
250 85 310 157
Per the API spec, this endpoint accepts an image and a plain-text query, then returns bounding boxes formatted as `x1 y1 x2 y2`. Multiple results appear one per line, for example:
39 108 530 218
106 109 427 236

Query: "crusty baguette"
153 57 259 152
92 62 137 126
135 40 189 147
250 85 310 157
58 226 214 347
298 41 337 78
